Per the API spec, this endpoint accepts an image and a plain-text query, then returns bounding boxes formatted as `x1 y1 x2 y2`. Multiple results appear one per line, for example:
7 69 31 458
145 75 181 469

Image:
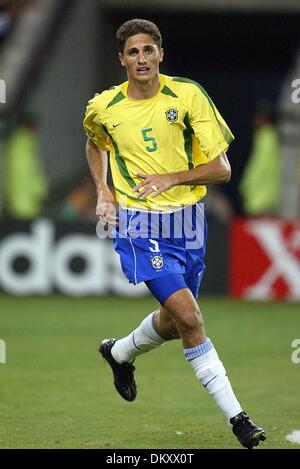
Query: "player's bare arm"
85 138 117 224
133 151 231 199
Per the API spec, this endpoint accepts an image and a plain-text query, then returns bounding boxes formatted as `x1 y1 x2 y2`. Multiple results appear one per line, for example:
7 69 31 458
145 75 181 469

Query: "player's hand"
133 172 178 198
96 186 118 225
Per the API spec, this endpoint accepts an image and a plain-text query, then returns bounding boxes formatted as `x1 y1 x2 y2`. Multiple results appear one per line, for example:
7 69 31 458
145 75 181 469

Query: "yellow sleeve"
190 86 234 162
83 97 111 151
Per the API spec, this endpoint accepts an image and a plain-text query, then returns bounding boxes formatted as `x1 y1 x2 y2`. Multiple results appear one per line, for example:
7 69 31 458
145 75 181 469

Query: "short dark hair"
116 19 162 53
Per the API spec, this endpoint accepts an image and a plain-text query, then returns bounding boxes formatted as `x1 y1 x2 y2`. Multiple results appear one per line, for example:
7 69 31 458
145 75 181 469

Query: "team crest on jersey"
165 107 178 123
151 255 164 270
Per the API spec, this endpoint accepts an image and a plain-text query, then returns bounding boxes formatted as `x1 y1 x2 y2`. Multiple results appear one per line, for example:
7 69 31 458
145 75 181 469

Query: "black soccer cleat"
230 411 267 449
99 338 137 402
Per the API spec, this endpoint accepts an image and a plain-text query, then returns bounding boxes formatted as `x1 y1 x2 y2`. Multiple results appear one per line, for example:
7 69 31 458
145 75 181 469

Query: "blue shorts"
113 202 207 303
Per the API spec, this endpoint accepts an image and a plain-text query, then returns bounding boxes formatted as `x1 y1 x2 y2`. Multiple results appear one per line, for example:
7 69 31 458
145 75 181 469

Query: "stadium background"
0 0 300 450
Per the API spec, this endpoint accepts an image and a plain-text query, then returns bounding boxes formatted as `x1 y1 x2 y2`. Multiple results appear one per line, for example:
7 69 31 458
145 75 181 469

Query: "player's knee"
177 307 203 334
169 326 181 340
155 309 180 340
162 315 181 340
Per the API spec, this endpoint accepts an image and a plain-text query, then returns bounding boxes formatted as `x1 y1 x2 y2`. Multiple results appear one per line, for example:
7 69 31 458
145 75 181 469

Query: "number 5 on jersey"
142 128 158 152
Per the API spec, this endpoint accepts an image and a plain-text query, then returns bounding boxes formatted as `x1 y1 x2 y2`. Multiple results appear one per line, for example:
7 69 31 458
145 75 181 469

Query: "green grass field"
0 295 299 449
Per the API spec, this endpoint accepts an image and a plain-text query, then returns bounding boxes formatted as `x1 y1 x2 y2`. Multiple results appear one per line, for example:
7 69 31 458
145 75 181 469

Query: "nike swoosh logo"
113 123 122 128
203 375 217 388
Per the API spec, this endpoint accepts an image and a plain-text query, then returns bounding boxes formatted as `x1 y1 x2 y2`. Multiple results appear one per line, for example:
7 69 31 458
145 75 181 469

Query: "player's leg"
163 286 243 420
162 287 205 347
107 308 166 365
170 205 246 431
101 207 187 401
103 273 184 366
99 306 166 402
99 273 186 402
164 285 266 448
106 304 180 364
154 305 180 340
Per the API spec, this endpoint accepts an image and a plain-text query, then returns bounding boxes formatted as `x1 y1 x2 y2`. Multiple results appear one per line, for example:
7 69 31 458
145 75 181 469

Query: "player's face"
119 34 164 83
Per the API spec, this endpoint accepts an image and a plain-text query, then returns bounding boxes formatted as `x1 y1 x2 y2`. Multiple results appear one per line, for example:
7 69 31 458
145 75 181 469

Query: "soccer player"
83 18 266 449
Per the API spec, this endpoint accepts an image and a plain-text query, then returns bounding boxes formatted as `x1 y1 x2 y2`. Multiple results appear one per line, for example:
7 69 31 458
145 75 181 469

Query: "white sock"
184 338 242 423
111 312 165 364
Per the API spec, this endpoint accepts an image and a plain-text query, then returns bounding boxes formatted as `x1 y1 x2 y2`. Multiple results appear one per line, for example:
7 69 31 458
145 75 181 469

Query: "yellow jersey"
83 74 234 211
